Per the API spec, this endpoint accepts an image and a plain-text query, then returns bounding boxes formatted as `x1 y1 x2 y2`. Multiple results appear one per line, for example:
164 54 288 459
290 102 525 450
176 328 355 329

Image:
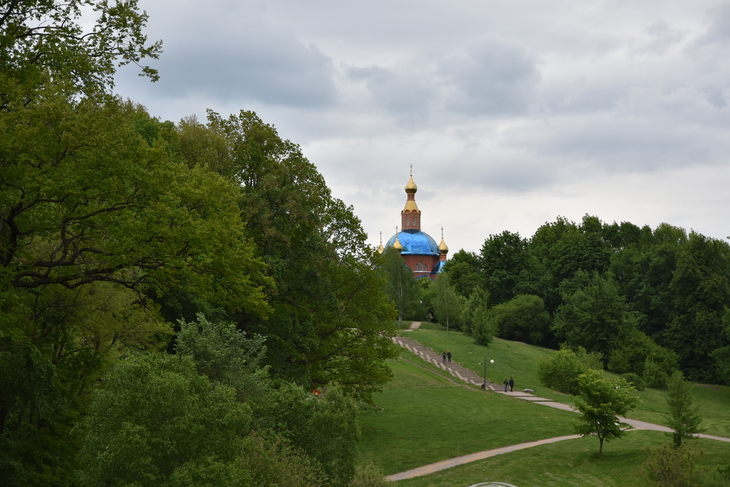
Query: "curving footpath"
386 334 730 481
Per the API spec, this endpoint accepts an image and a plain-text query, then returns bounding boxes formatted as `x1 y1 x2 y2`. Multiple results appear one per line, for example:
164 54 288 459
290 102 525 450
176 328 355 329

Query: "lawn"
359 358 578 475
406 324 730 437
395 430 730 487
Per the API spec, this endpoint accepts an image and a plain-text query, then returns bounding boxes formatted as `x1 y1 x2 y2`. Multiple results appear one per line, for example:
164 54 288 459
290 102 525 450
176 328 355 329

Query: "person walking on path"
442 351 447 363
447 351 452 363
509 377 514 392
503 379 508 392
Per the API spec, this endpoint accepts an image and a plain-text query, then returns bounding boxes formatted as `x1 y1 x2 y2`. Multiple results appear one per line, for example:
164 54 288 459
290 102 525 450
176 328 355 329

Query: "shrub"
622 372 646 391
537 348 587 395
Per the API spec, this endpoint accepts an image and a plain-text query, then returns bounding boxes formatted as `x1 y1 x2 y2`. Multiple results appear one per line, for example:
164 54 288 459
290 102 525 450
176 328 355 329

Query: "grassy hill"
406 323 730 437
357 324 730 485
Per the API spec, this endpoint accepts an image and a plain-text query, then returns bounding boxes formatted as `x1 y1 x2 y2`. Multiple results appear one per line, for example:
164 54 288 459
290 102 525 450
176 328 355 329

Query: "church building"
379 170 448 279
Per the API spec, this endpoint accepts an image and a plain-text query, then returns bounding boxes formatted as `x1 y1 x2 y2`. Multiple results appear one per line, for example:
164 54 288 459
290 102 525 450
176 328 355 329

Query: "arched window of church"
406 219 410 227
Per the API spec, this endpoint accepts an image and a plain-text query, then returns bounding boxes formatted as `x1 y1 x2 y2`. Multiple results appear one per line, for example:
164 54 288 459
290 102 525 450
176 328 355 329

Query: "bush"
537 348 587 395
348 464 388 487
622 372 646 391
490 294 552 346
645 357 671 389
644 443 704 487
609 330 679 382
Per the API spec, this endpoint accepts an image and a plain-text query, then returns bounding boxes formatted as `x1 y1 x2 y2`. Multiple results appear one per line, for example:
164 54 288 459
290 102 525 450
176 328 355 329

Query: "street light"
482 358 494 389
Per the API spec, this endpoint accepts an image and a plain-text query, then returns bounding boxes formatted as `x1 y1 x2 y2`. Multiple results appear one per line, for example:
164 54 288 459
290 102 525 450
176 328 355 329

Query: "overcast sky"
115 0 730 254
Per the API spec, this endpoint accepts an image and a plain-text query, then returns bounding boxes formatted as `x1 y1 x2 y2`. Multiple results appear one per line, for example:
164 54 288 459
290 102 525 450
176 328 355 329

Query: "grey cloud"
346 65 433 116
695 4 730 46
438 40 540 115
149 35 336 109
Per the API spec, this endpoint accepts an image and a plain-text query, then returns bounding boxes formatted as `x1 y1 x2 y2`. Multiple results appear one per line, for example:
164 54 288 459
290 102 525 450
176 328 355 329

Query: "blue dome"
385 230 439 256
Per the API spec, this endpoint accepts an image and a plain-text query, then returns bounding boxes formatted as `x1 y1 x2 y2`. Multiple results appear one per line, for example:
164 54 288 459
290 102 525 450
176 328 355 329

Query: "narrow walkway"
387 435 581 481
386 335 730 481
392 335 495 388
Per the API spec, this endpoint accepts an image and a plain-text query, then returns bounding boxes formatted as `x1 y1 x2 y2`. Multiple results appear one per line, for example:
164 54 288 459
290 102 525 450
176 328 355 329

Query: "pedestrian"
442 351 447 363
509 377 514 392
503 379 508 392
447 351 452 363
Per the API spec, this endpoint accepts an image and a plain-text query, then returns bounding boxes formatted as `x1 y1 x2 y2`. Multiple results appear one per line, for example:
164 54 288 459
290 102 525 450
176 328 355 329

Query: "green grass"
359 358 579 475
395 430 730 487
406 325 730 437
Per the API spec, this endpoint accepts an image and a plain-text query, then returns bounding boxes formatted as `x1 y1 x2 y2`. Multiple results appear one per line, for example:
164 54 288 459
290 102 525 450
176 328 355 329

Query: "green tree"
382 247 422 327
74 353 251 487
537 347 587 395
461 287 490 336
0 0 161 98
431 273 465 331
175 314 269 400
442 249 482 298
573 369 640 454
489 294 551 345
553 271 639 361
251 382 360 487
0 95 269 484
196 110 398 396
644 443 704 487
665 233 730 381
608 328 679 384
711 307 730 385
665 371 704 448
479 230 528 306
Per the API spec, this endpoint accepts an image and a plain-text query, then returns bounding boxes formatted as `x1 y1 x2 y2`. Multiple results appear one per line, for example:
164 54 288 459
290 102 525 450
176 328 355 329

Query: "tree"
0 0 161 98
553 271 639 361
250 382 360 487
573 369 640 454
461 287 490 336
382 247 422 327
0 96 269 485
479 230 528 306
195 110 399 396
489 294 551 345
608 329 679 387
442 249 482 298
74 353 251 487
665 371 704 448
431 273 465 331
537 348 587 395
665 233 730 381
175 314 269 400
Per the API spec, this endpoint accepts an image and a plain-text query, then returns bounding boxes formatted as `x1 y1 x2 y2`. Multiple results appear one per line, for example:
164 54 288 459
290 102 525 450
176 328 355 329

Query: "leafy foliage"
74 353 251 487
644 443 704 487
573 369 640 453
382 246 423 327
537 347 587 395
665 371 704 448
489 294 551 345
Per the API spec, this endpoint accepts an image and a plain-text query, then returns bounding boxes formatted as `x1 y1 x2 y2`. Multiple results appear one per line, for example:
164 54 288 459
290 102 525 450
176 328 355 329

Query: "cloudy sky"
115 0 730 254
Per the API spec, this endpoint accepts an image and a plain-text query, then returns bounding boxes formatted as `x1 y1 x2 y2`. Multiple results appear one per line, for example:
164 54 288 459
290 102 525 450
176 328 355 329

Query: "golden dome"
438 227 448 254
393 236 403 251
377 231 385 254
405 175 417 194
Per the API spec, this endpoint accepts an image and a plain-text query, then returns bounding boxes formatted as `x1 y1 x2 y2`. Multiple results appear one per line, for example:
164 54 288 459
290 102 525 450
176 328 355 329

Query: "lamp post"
482 358 494 389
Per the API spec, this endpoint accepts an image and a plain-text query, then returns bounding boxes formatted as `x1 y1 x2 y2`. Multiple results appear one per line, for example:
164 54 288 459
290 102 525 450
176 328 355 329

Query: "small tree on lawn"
665 371 704 448
573 369 640 454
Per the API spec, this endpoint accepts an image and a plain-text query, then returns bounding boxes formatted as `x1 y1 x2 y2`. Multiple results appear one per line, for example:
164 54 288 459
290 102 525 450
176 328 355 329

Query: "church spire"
402 166 421 231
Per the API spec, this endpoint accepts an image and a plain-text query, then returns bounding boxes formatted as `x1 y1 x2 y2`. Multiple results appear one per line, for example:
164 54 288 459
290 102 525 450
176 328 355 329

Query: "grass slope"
407 325 730 437
359 358 578 475
396 431 730 487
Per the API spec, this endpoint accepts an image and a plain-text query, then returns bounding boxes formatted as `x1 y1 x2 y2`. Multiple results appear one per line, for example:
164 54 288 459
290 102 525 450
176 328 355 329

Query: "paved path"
392 335 496 389
386 335 730 482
